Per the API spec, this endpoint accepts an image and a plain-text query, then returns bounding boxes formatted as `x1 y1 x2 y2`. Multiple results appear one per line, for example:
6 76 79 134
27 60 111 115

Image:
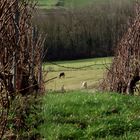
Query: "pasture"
37 0 133 9
43 57 112 91
37 0 107 9
39 91 140 139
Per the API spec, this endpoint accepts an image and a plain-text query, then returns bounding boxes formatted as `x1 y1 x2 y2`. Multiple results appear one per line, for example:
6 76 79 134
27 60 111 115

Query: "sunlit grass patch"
39 91 140 139
43 57 112 91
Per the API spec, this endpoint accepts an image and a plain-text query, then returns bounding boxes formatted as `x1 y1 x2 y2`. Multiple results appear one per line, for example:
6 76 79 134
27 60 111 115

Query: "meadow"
43 57 112 91
39 91 140 139
40 57 140 139
37 0 134 9
1 0 139 139
36 2 139 139
37 0 98 8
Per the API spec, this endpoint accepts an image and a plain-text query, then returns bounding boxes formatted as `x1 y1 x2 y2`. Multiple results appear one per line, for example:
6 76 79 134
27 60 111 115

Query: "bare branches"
101 3 140 95
0 0 45 138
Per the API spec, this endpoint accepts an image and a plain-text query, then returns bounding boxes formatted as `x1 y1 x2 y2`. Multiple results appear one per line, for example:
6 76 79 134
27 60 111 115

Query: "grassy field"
37 0 100 9
43 57 112 91
37 0 133 9
39 91 140 139
37 0 57 7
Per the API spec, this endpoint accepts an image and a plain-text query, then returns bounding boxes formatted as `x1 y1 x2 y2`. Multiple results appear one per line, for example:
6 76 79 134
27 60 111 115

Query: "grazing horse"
59 72 65 78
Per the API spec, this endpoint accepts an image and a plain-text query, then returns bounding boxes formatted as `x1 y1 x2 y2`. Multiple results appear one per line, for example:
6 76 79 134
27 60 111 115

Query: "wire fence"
45 61 112 71
9 60 112 93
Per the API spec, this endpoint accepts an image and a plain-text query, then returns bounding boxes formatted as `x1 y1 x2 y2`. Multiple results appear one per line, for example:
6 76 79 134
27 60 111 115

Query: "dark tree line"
35 0 136 61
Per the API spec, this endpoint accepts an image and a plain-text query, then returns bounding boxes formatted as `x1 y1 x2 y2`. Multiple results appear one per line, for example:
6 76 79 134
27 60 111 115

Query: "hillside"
38 0 134 9
36 0 135 61
37 0 96 8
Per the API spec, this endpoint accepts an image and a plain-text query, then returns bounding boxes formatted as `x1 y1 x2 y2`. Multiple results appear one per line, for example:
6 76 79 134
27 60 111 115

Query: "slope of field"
43 57 112 91
37 0 98 8
39 91 140 139
37 0 57 7
37 0 133 9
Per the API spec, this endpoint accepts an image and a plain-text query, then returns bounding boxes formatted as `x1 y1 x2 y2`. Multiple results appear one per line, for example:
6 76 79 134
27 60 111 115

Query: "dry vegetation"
101 2 140 95
0 0 45 139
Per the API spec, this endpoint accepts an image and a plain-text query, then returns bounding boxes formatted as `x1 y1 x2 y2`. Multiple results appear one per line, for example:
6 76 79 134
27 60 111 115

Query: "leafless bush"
101 2 140 95
0 0 45 139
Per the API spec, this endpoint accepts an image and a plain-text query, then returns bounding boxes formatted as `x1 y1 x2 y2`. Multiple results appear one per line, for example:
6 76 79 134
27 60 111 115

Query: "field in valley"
43 57 112 91
37 0 133 9
37 0 97 8
37 0 132 9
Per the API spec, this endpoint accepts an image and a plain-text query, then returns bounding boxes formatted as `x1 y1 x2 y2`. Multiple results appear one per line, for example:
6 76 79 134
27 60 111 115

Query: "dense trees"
36 0 136 61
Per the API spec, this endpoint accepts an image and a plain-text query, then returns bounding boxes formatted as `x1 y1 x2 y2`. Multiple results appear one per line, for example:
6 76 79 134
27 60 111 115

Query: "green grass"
44 57 112 70
37 0 57 7
37 0 102 9
43 57 112 91
39 91 140 139
37 0 133 9
38 0 92 7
